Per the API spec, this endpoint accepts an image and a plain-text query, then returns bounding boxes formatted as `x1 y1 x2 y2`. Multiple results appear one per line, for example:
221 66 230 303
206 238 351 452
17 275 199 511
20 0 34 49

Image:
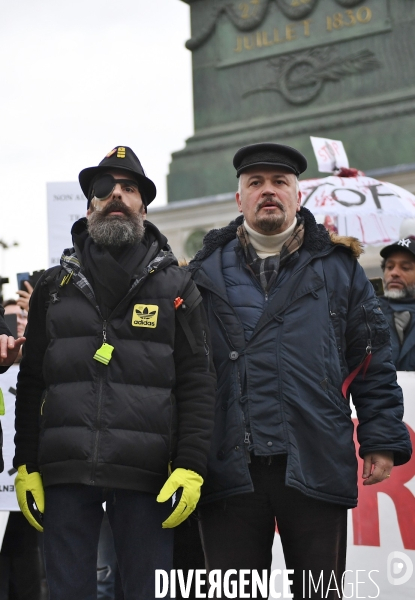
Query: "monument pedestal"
169 0 415 201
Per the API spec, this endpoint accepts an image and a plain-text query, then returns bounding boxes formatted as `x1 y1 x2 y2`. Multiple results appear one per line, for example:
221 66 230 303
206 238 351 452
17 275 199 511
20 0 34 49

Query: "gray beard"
255 213 286 233
254 196 286 233
88 211 145 247
384 285 415 300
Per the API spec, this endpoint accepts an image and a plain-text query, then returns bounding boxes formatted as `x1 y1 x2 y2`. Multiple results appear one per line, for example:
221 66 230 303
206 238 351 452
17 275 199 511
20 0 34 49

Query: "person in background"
0 299 45 600
0 306 13 470
2 301 28 354
16 281 34 314
379 236 415 370
0 306 24 372
0 305 25 474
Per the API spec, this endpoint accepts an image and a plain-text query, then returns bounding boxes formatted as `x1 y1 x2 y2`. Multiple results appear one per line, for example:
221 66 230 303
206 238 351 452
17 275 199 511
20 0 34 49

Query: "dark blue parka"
378 296 415 371
190 209 412 508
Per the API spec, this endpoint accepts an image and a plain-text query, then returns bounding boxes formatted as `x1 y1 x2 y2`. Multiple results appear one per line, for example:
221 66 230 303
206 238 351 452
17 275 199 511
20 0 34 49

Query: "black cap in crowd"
79 146 157 208
380 237 415 260
233 142 307 178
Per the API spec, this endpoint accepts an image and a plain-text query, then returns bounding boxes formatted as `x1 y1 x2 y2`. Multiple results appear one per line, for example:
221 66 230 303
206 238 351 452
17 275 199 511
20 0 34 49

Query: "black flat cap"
380 237 415 259
233 142 307 177
79 146 156 208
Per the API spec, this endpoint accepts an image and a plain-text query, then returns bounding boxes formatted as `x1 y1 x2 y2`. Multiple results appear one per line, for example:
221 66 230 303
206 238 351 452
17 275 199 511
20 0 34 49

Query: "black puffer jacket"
189 208 412 507
15 221 216 493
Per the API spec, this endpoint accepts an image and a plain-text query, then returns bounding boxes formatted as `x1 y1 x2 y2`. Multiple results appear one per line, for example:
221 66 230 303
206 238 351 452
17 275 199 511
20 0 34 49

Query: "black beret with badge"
79 146 157 209
233 142 307 177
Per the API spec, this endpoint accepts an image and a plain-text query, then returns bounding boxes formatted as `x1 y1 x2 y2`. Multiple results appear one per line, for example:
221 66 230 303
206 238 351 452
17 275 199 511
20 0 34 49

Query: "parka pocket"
320 378 351 416
361 299 390 350
346 298 390 362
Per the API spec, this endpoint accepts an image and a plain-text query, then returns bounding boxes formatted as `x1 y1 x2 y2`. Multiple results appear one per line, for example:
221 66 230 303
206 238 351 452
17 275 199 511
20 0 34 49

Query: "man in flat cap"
13 146 215 599
379 236 415 370
189 142 411 599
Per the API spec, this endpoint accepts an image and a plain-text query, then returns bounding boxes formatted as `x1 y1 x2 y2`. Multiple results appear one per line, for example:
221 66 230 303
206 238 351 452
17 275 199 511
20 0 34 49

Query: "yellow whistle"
93 343 115 365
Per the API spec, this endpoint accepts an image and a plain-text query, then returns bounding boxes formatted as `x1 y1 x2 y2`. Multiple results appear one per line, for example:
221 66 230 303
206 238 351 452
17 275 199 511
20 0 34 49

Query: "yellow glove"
15 465 44 532
156 468 203 529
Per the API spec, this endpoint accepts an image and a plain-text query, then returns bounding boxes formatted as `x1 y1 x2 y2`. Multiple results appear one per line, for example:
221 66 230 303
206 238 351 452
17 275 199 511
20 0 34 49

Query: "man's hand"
157 468 203 528
0 335 26 366
362 451 394 485
15 465 44 531
16 281 33 313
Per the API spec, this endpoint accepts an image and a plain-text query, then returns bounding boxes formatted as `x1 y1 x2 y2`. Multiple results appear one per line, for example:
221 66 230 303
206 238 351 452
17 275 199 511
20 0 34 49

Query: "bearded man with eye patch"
12 146 216 600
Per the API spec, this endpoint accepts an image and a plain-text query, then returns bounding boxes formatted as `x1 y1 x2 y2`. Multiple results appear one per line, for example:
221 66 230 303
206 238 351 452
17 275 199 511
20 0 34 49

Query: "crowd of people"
0 143 413 600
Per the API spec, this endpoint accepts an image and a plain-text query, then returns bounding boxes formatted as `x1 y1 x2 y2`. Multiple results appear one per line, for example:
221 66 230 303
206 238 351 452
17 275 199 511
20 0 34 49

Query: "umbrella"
300 170 415 245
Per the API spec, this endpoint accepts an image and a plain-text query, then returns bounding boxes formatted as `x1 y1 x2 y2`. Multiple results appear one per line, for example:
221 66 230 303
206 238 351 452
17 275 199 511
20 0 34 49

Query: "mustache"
255 197 285 213
99 199 133 218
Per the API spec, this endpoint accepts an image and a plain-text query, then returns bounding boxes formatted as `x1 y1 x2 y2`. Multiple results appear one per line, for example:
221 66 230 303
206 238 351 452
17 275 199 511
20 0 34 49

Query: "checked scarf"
236 217 305 293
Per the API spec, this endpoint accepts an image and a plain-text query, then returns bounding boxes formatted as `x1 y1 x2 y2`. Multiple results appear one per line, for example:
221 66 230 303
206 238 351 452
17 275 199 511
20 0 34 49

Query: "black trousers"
0 512 44 600
199 455 347 600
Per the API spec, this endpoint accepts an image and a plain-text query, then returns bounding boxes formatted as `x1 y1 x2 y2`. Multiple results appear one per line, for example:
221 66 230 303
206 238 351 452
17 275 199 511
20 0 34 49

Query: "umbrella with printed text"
299 168 415 245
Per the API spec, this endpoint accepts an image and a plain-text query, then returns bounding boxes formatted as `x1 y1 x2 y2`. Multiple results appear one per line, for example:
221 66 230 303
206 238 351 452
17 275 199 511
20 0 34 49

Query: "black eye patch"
91 175 139 201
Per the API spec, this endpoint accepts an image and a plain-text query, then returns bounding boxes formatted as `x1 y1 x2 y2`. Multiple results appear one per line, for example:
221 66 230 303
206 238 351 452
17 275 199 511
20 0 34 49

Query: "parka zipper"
361 305 373 357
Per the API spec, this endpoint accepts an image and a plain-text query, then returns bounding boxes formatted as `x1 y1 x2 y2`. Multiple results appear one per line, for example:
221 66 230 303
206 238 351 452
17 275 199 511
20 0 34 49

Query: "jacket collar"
60 218 177 278
189 207 333 273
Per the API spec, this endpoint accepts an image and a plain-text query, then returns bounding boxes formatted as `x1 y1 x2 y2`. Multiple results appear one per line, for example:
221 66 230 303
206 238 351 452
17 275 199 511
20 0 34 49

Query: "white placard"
0 511 9 547
271 371 415 599
310 136 349 173
47 182 87 267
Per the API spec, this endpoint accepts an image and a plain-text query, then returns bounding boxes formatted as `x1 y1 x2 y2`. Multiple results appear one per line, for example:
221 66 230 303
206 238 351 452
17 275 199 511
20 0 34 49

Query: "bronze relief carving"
242 47 381 105
334 0 364 7
185 0 367 50
275 0 318 20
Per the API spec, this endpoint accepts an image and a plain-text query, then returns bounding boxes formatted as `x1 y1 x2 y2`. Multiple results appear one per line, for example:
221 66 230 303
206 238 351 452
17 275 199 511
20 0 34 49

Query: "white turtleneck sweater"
244 219 297 259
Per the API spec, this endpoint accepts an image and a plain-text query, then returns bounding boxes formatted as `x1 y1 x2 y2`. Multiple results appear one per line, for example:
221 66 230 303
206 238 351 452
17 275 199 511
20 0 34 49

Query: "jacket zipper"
361 305 373 357
203 330 210 368
40 393 47 416
62 252 172 483
90 320 107 484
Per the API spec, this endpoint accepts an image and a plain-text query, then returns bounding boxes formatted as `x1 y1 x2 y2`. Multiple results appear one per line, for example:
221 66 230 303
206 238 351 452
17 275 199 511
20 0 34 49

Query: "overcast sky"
0 0 193 299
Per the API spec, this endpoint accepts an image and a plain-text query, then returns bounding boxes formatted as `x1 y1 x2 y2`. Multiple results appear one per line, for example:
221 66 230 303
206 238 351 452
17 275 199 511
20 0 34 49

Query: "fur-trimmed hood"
329 232 363 259
189 207 362 271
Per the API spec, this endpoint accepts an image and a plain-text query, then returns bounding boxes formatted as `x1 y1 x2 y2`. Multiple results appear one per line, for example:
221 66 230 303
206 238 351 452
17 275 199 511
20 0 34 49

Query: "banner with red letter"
271 371 415 599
